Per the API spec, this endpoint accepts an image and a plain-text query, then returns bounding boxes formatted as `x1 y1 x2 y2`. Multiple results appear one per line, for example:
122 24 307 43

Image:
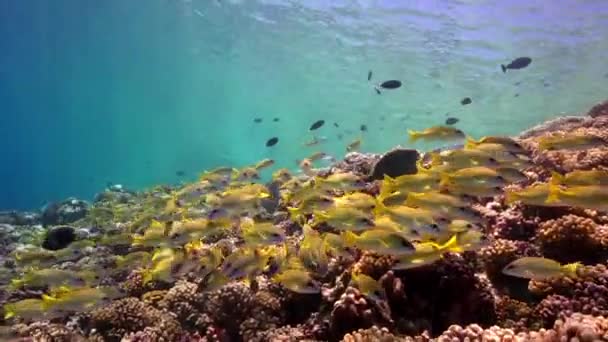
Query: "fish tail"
546 183 562 204
373 199 388 217
408 130 420 143
41 294 58 310
429 152 443 167
342 231 358 247
504 190 518 205
501 64 507 73
439 173 452 188
3 305 15 319
464 136 478 150
131 234 144 247
549 171 565 186
8 279 24 291
561 262 582 277
287 207 302 224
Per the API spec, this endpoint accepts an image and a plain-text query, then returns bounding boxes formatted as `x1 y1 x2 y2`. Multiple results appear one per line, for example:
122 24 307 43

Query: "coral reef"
6 101 608 342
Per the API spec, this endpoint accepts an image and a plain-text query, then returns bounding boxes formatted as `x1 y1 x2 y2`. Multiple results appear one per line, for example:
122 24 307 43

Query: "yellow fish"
272 267 320 294
502 257 580 280
346 138 362 152
13 246 56 267
430 149 499 169
378 189 409 206
272 168 292 183
42 286 125 313
393 230 486 270
538 134 605 151
241 218 285 246
168 218 229 246
496 167 527 183
351 273 385 302
405 191 469 209
381 173 441 195
201 270 231 292
99 232 133 246
142 248 184 284
287 195 334 224
322 232 352 258
254 158 275 170
114 251 152 271
374 202 445 231
197 246 224 278
132 219 168 247
439 167 505 187
299 225 329 274
333 192 376 211
220 247 269 280
10 269 93 290
550 170 608 187
465 136 526 154
3 299 52 321
408 126 465 143
342 229 415 256
314 172 366 192
547 184 608 211
443 183 503 198
505 183 554 206
312 207 374 232
232 167 261 182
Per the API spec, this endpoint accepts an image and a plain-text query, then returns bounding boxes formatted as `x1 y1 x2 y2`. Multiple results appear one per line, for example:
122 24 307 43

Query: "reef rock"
41 198 89 226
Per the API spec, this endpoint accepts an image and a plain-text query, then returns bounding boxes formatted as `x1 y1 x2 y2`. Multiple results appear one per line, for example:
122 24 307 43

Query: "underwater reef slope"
2 100 608 341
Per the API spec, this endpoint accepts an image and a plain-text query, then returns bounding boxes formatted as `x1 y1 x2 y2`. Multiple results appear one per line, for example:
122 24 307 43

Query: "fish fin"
546 183 562 204
342 231 358 247
41 294 57 310
8 279 24 291
439 173 452 188
408 130 419 143
561 262 581 277
429 152 442 167
131 234 144 247
464 136 478 149
501 64 507 73
372 200 387 217
287 207 303 224
3 305 15 319
374 86 381 95
550 171 565 186
504 190 517 205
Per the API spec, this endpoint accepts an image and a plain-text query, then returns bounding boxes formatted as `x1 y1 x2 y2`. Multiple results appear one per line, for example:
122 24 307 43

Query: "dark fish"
543 82 550 87
273 118 280 122
514 81 522 86
360 124 367 132
176 170 186 177
260 181 281 214
337 133 343 140
266 137 279 147
514 93 520 97
334 122 339 128
309 120 325 131
379 80 402 89
254 118 263 123
380 116 386 121
461 97 472 105
368 70 373 81
375 87 382 95
501 57 532 73
445 117 459 125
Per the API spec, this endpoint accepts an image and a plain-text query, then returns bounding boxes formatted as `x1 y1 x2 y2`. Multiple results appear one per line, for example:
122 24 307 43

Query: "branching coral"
341 325 403 342
352 252 396 279
330 287 393 339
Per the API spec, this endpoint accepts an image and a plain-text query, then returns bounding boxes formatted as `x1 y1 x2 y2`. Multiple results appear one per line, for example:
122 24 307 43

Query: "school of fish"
3 126 607 322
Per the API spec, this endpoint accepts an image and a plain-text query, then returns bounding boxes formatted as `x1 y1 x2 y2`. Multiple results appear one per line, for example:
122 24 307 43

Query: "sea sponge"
352 252 396 279
249 324 315 342
331 152 381 177
480 239 540 283
551 312 608 341
536 214 608 263
341 325 403 342
89 297 183 341
529 263 608 297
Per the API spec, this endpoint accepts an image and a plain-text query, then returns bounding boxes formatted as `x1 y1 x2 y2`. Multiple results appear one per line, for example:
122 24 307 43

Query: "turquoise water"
1 0 607 209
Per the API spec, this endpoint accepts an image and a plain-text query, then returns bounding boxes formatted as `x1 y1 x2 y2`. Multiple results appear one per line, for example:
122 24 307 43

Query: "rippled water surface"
1 0 607 208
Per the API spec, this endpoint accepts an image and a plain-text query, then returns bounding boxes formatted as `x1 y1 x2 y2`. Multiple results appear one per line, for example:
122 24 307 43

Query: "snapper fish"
408 126 465 143
502 257 580 280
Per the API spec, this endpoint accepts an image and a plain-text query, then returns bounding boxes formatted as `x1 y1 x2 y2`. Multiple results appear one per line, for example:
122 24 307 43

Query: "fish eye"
466 224 473 228
489 157 498 163
400 239 411 247
456 130 464 134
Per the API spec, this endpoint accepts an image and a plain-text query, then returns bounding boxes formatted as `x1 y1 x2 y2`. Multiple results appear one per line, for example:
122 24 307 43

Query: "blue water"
1 0 607 210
